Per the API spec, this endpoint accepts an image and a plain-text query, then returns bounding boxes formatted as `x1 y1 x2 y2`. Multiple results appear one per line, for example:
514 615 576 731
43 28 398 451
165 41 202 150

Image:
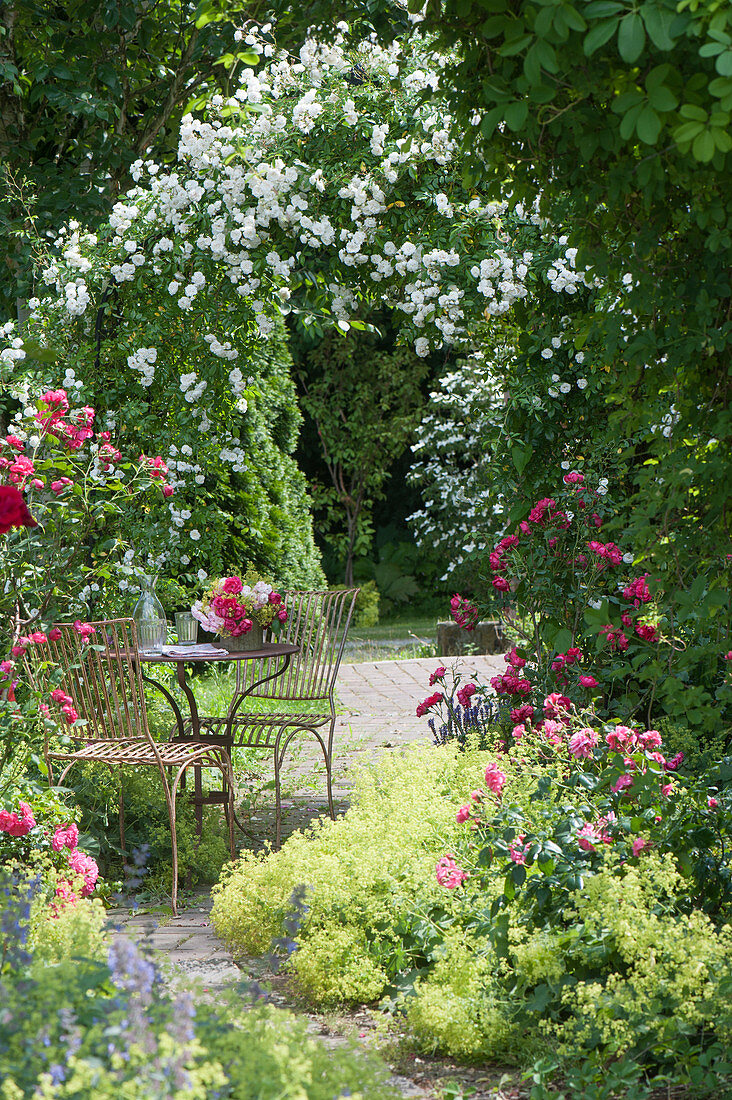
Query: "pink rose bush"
0 796 102 916
445 476 731 736
432 695 729 933
192 567 288 639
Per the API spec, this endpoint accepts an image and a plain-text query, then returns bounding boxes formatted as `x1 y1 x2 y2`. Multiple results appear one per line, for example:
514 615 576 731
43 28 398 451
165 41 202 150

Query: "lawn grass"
344 613 440 661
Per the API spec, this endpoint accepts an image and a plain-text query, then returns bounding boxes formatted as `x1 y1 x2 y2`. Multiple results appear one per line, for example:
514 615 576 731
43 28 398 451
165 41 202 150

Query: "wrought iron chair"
38 619 236 915
194 589 359 846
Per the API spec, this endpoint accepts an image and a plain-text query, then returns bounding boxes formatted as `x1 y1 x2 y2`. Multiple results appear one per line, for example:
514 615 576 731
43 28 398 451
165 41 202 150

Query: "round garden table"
136 642 300 838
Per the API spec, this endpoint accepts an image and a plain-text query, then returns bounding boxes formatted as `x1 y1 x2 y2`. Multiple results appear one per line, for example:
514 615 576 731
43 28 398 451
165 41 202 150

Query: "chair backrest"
236 589 359 702
42 618 153 742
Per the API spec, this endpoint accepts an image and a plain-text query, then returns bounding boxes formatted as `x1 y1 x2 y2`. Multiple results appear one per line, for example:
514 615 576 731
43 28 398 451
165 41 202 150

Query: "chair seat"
179 711 331 737
49 738 231 769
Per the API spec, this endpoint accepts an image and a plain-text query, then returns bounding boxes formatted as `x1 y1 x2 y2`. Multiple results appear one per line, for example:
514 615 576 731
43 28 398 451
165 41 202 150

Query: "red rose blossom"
0 485 37 535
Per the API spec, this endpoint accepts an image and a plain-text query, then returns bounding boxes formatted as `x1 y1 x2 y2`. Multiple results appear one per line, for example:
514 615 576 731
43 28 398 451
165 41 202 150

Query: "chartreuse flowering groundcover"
212 715 732 1098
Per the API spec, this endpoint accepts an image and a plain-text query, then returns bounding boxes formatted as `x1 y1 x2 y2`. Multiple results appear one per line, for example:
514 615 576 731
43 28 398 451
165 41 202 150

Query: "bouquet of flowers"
191 568 287 638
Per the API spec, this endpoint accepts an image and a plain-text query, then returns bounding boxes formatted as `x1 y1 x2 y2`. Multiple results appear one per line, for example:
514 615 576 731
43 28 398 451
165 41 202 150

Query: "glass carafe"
132 575 167 653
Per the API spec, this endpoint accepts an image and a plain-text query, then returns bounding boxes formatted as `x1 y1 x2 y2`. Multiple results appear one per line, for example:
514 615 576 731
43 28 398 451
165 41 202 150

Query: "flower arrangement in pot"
191 567 288 651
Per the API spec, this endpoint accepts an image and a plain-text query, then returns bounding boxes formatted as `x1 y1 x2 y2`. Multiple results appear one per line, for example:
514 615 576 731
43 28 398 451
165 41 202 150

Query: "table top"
136 642 299 664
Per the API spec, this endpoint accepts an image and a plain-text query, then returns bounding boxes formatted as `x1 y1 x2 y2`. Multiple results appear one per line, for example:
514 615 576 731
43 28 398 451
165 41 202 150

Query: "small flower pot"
219 623 264 652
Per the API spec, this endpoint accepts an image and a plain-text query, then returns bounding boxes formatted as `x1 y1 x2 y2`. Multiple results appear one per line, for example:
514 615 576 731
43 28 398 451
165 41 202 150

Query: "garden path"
115 652 508 1099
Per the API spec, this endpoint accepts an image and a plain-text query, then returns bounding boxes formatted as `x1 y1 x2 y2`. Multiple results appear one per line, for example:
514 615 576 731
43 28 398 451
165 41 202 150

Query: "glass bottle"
133 575 167 653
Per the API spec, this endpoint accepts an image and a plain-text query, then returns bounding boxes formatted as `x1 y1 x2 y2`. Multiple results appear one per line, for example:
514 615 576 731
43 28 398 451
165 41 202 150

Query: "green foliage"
193 996 397 1100
295 326 429 585
27 888 106 967
333 579 381 629
375 0 732 614
0 899 398 1100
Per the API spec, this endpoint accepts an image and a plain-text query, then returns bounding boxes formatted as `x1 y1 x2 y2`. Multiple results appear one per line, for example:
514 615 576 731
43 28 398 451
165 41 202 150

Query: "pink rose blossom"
579 674 598 688
611 774 634 794
52 823 79 852
456 805 471 824
639 729 663 750
435 854 468 889
606 725 636 752
577 822 602 852
568 728 598 759
485 762 507 797
416 691 443 718
511 723 526 741
510 704 534 723
508 833 528 864
68 849 99 896
0 800 36 837
72 620 96 639
632 837 648 857
708 797 719 810
222 575 243 594
543 692 571 719
429 666 446 686
457 682 477 708
661 783 673 798
664 752 684 771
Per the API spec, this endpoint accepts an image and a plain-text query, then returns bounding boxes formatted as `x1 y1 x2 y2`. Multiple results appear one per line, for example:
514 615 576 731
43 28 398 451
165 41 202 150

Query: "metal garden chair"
39 618 236 914
194 589 359 846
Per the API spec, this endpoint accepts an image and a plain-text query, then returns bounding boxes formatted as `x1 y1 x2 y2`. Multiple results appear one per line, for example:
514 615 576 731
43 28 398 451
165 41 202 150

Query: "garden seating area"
1 4 731 1099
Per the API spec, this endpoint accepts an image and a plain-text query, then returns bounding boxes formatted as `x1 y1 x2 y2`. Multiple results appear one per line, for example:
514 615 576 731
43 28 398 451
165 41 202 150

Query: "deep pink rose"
222 576 243 594
0 485 37 535
435 854 468 889
52 823 79 852
0 800 36 836
68 849 99 895
484 762 507 796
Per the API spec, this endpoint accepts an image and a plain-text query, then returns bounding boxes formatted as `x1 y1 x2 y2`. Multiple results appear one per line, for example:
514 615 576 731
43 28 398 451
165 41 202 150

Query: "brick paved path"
329 654 505 792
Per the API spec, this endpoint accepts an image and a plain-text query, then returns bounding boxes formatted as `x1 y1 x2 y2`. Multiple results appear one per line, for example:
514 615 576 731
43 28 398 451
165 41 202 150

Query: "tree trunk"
344 508 357 587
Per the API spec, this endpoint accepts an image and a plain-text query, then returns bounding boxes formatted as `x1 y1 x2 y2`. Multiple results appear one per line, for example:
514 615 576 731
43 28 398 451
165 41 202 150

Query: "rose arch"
0 27 593 596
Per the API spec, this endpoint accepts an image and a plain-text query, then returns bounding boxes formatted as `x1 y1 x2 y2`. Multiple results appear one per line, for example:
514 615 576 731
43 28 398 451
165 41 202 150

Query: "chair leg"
193 763 203 841
114 766 126 863
325 717 336 821
163 769 183 917
274 743 283 850
223 759 236 860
